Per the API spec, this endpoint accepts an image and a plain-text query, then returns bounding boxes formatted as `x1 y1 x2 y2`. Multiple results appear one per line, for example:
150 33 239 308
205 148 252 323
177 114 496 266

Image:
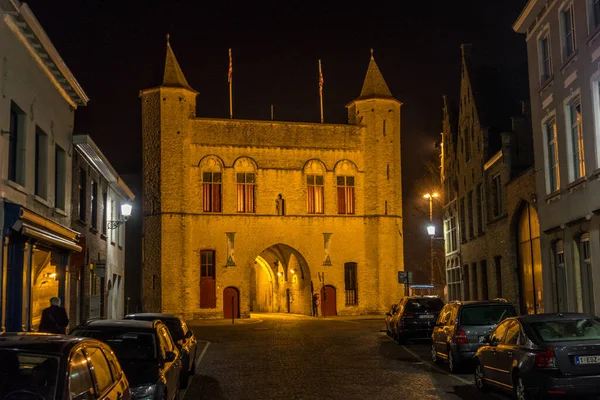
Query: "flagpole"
228 48 233 119
318 59 324 123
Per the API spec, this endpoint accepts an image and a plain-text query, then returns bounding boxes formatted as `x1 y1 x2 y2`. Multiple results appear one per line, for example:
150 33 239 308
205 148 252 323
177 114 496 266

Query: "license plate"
575 355 600 365
420 315 435 319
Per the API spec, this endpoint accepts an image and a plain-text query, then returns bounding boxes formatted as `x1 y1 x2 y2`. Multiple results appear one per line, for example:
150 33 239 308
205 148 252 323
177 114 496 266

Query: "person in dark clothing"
38 297 68 334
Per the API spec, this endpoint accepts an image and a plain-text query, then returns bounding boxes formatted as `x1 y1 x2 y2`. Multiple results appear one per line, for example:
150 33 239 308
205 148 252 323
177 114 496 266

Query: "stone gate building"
140 40 404 318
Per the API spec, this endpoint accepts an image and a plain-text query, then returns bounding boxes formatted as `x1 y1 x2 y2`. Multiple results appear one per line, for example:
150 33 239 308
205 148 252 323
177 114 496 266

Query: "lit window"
568 98 585 181
544 119 560 193
236 173 255 213
306 174 324 214
336 176 355 214
203 171 222 212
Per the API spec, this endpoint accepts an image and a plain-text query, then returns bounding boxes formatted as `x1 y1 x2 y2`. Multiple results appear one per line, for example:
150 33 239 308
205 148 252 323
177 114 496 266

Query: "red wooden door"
223 287 239 319
200 250 216 308
321 285 337 316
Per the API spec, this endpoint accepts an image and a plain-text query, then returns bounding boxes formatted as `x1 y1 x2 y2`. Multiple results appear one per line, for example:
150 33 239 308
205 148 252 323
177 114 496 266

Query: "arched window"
517 202 543 314
305 160 325 214
574 233 594 314
200 157 222 213
335 160 357 215
234 158 256 213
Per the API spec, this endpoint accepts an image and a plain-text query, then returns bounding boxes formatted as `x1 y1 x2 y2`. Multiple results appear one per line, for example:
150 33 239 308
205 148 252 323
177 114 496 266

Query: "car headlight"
131 384 157 400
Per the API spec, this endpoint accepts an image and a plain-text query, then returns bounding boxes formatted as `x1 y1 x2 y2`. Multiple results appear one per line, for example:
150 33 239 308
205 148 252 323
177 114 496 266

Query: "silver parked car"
431 299 517 373
475 313 600 399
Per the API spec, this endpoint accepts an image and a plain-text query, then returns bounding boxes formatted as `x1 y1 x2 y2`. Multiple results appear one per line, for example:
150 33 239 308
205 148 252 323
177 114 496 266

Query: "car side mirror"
164 351 177 362
186 330 193 338
483 335 493 345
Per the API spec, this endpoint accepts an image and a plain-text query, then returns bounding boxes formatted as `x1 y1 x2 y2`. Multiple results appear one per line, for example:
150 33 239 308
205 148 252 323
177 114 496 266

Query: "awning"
5 204 81 252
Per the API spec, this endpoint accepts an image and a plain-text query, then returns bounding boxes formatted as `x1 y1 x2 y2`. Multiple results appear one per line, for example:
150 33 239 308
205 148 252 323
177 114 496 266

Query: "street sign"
397 271 413 284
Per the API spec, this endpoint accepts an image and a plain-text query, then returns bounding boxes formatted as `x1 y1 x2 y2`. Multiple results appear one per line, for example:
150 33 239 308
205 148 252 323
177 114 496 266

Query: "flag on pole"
228 48 233 83
318 59 324 96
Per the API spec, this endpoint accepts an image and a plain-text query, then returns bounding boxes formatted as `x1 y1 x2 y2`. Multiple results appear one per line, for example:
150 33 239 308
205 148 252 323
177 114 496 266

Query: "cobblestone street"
182 314 512 400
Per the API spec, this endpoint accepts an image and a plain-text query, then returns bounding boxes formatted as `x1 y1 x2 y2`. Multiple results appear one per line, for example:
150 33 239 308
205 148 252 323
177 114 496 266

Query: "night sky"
26 0 528 281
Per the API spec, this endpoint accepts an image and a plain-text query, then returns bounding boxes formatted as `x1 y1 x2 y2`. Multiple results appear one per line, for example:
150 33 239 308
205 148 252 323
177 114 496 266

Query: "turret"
346 50 402 217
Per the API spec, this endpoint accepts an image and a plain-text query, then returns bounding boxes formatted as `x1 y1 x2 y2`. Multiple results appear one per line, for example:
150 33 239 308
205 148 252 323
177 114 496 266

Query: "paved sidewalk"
187 312 383 326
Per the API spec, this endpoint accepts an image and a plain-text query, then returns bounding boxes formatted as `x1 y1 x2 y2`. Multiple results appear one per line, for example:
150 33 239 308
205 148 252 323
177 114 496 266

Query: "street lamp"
107 201 133 230
423 192 439 285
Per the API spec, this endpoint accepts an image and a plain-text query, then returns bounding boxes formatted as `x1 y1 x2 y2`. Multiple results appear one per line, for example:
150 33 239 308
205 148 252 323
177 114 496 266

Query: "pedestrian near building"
312 293 320 317
39 297 69 334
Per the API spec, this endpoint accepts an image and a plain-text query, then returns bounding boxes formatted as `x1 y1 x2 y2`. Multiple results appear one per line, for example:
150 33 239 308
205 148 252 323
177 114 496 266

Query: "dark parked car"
390 296 444 344
124 313 198 387
475 313 600 399
71 319 182 400
0 332 131 400
385 304 399 335
431 299 517 373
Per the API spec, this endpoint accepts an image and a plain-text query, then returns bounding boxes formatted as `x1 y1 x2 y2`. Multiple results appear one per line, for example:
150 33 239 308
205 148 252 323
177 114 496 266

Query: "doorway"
223 287 239 319
321 285 337 316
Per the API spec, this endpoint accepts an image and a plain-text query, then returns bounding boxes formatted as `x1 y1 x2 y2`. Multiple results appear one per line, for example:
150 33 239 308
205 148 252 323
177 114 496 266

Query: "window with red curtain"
203 171 222 212
336 176 355 214
307 174 324 214
236 172 255 213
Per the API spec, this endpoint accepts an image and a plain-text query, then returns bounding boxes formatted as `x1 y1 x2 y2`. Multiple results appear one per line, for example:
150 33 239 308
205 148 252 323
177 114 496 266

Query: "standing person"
39 297 69 334
312 293 320 317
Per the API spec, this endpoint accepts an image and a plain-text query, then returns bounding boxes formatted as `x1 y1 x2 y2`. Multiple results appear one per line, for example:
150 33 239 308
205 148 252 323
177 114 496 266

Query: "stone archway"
250 243 312 316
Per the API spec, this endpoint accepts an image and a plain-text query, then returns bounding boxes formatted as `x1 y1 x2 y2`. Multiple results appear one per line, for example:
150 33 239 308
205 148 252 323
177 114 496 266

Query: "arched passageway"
250 244 312 316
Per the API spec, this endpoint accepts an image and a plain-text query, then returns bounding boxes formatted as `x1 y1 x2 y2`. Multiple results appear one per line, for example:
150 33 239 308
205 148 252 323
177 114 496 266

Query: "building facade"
69 135 134 324
0 1 88 331
441 45 541 313
141 40 405 318
514 0 600 315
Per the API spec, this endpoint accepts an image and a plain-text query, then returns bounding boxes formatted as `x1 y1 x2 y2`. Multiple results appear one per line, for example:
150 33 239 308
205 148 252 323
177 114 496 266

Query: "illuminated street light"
423 192 439 285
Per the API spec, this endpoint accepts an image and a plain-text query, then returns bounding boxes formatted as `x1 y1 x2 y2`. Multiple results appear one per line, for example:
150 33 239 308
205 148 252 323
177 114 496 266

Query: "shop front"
2 203 81 332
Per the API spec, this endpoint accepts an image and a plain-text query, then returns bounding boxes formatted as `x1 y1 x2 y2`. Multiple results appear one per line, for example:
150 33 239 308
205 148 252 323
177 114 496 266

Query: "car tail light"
536 347 558 369
454 329 468 344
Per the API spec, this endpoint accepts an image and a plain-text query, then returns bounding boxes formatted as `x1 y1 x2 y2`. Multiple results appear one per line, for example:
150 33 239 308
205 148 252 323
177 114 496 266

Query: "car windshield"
460 304 516 326
404 298 444 313
531 318 600 342
163 319 185 342
0 350 58 400
71 329 157 360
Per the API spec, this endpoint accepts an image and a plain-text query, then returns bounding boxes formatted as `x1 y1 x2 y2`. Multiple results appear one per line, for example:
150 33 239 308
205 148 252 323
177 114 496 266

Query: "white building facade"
0 0 88 330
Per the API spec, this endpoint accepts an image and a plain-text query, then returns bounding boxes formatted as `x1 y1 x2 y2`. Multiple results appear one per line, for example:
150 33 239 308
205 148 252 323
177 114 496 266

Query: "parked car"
385 304 399 335
431 299 517 373
0 332 131 400
475 313 600 399
124 313 198 387
390 295 444 344
70 319 182 400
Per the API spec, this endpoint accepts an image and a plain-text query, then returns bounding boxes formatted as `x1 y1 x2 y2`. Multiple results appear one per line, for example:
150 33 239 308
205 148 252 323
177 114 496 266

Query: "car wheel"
431 343 442 364
396 334 406 345
448 348 461 373
179 369 189 390
474 361 488 392
513 374 532 400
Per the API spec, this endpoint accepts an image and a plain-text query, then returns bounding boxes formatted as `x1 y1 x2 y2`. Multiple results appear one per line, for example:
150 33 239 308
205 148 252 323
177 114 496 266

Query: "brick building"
514 0 600 316
441 44 541 313
141 39 405 318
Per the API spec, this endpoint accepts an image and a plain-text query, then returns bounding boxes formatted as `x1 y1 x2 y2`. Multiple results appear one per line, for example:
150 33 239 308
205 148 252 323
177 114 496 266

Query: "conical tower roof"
162 35 196 92
356 50 393 100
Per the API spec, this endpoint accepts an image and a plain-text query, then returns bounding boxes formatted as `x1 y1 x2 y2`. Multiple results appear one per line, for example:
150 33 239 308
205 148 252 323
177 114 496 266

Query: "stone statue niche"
275 194 285 216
